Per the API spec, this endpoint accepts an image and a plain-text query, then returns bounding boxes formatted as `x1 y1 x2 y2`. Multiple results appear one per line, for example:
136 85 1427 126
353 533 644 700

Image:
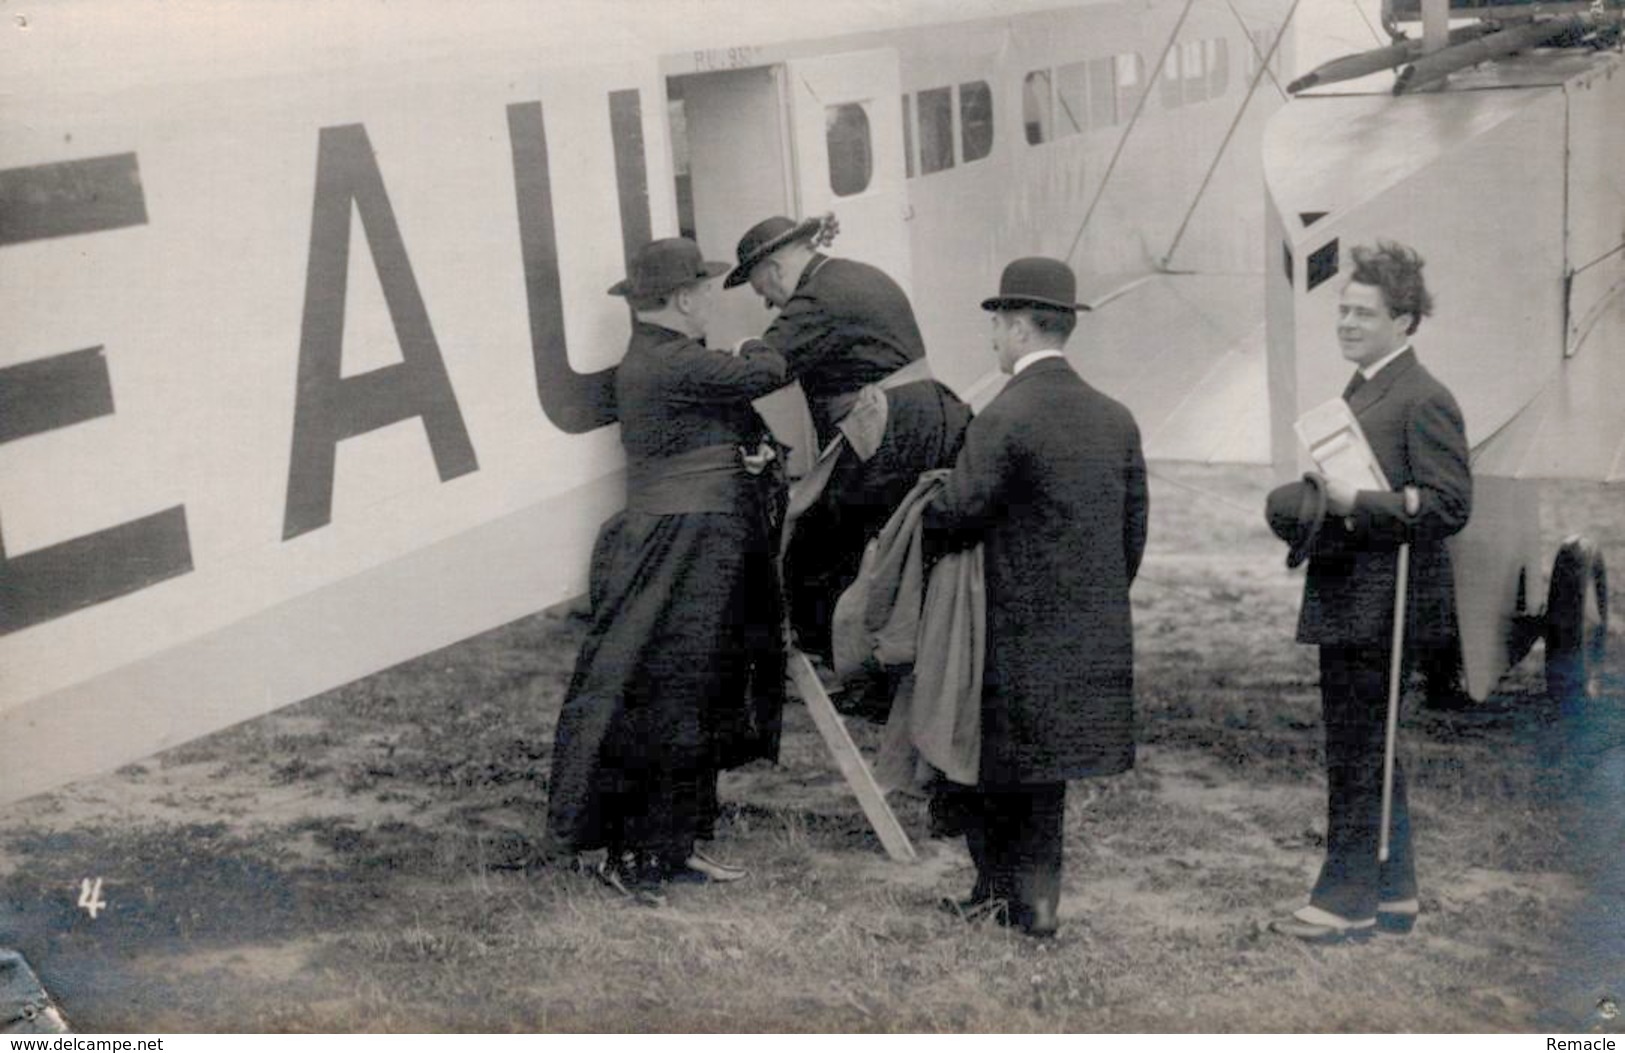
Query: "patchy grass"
1 465 1621 1032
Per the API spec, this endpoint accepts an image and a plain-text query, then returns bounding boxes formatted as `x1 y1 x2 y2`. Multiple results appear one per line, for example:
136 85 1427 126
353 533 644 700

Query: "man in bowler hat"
1265 240 1471 942
545 238 789 905
726 215 971 680
924 257 1148 937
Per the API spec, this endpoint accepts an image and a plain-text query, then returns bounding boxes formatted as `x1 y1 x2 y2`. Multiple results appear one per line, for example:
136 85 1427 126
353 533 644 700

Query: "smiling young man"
1266 240 1473 942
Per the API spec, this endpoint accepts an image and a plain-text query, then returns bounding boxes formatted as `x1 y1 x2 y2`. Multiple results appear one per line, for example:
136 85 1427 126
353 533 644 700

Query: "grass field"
2 464 1621 1033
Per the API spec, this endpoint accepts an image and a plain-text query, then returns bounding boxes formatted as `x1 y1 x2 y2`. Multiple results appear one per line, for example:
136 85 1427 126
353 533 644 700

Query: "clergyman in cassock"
725 215 971 692
543 237 789 905
1266 240 1470 942
924 258 1149 938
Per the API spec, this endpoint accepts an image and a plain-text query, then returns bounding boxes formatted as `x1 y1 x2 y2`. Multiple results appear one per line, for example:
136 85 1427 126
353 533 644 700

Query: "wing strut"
1160 0 1304 270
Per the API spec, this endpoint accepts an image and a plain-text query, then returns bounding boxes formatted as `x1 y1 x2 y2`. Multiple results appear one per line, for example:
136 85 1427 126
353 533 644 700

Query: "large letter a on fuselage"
283 124 479 541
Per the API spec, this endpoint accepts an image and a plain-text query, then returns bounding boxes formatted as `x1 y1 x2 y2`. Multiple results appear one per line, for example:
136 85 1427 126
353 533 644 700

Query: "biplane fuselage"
0 0 1294 804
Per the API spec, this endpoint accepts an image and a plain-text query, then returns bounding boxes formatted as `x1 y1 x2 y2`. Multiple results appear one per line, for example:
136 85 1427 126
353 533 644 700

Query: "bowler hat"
981 257 1090 312
1265 472 1330 569
608 237 729 298
724 215 824 288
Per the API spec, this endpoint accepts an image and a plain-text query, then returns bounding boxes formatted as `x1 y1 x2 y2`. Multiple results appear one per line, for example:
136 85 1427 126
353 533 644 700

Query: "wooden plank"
787 650 917 863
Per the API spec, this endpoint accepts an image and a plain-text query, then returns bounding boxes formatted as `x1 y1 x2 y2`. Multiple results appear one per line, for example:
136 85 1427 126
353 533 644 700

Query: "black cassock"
544 322 788 865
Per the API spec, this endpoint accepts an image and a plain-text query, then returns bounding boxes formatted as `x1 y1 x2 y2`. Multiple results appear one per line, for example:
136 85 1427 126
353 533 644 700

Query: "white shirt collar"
1360 343 1411 380
1013 349 1066 376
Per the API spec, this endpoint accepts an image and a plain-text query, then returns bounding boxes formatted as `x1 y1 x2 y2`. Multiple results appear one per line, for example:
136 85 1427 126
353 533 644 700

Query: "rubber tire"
1545 537 1609 700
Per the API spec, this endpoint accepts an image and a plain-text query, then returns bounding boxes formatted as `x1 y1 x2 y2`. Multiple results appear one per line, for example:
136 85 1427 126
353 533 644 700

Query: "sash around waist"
820 356 935 424
625 443 771 516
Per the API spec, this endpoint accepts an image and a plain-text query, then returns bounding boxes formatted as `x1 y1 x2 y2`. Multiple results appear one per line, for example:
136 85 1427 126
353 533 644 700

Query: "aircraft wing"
962 272 1270 465
1076 272 1271 466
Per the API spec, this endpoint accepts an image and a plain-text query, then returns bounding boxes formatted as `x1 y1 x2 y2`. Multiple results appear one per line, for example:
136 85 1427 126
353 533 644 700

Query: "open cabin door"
784 49 912 295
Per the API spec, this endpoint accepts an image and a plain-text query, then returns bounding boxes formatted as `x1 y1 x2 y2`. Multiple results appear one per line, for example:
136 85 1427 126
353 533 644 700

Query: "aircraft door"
784 49 912 295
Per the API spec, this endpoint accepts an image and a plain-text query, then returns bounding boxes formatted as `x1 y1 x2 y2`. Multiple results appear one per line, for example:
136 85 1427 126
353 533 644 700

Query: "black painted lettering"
0 349 192 636
0 150 193 635
283 124 479 540
0 154 147 246
508 92 653 434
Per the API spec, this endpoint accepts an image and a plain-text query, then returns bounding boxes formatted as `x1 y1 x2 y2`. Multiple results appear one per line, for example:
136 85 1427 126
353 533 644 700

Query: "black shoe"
1376 898 1419 934
597 853 668 907
1019 897 1060 939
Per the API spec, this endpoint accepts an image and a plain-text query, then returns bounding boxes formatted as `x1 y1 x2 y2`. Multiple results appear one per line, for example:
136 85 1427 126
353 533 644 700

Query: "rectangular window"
1056 60 1089 137
1023 69 1052 145
1115 53 1144 121
826 103 873 197
1160 46 1183 109
959 80 994 162
1089 57 1116 128
902 93 915 178
1182 40 1207 103
917 86 955 174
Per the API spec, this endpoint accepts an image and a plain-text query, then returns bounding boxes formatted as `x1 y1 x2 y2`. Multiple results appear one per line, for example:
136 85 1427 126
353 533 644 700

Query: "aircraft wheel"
1545 537 1608 700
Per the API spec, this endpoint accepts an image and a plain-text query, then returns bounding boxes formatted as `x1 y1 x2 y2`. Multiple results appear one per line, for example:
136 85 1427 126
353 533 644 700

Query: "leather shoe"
1377 898 1419 934
1269 906 1375 944
679 849 748 883
596 855 668 908
1019 897 1059 939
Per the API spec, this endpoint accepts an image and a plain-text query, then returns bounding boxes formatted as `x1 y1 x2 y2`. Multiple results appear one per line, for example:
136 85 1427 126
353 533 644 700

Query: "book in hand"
1294 397 1389 492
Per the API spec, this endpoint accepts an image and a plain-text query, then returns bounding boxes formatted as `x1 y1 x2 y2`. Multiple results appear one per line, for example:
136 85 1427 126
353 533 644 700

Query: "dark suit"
754 253 972 658
1271 348 1471 920
926 356 1148 926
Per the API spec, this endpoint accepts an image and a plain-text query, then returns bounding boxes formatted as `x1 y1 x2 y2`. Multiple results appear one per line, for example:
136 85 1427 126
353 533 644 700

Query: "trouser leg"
1312 645 1413 919
1005 783 1065 928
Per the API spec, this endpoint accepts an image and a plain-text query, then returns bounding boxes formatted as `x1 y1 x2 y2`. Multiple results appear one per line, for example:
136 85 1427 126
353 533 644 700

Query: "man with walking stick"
1265 240 1471 943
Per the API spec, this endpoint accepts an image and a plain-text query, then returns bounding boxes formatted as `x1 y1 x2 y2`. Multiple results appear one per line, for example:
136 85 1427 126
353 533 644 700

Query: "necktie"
1342 372 1366 401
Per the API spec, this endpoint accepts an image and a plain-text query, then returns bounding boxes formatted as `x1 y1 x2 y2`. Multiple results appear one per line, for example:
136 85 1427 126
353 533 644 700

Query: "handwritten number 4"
77 877 106 919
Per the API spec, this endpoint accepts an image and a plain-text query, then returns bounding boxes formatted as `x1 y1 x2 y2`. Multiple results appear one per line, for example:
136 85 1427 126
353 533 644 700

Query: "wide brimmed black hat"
724 215 823 288
980 257 1091 312
608 237 729 298
1265 472 1330 569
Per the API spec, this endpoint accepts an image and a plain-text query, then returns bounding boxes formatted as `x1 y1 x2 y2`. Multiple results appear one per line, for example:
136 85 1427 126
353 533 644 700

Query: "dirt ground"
2 463 1621 1033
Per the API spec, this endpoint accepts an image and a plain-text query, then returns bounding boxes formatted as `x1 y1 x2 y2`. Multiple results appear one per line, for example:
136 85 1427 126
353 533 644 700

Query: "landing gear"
1545 537 1609 700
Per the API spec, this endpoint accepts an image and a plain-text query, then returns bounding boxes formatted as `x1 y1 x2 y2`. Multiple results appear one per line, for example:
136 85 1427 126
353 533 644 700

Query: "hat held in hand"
1265 472 1330 568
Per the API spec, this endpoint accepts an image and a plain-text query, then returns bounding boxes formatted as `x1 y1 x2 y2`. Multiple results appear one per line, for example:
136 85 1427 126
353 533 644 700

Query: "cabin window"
959 80 994 162
902 93 916 178
1023 70 1053 145
1307 238 1339 291
918 87 955 174
1056 60 1089 137
1182 40 1208 103
1160 47 1183 109
1115 53 1145 120
1207 38 1229 98
826 103 873 197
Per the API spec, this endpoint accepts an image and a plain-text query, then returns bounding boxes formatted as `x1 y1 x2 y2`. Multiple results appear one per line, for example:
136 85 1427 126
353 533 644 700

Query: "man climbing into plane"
726 214 971 712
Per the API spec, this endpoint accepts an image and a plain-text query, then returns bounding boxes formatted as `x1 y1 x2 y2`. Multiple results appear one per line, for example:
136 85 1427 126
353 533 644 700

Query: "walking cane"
1378 539 1411 864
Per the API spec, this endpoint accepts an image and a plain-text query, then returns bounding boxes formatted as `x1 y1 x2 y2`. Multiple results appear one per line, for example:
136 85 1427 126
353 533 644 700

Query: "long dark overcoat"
544 322 788 856
925 357 1148 785
1290 349 1472 647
